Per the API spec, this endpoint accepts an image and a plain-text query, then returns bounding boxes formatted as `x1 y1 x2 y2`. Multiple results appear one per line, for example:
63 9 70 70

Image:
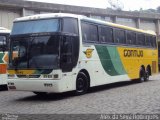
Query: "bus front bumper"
7 78 76 93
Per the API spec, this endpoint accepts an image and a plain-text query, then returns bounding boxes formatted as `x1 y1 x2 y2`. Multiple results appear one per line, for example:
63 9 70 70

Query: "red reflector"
8 86 16 90
0 64 7 74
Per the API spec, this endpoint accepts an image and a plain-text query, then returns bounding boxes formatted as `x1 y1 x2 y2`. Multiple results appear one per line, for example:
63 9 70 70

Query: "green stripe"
0 53 4 63
107 46 126 75
95 45 126 76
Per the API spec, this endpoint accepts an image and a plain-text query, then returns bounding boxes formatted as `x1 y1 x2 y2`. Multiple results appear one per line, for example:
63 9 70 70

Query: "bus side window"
100 36 105 42
126 32 131 44
126 31 136 45
151 36 157 48
137 33 145 46
63 18 79 35
81 22 89 42
0 36 7 51
114 29 125 44
99 26 113 43
83 33 87 41
81 21 98 43
145 35 152 47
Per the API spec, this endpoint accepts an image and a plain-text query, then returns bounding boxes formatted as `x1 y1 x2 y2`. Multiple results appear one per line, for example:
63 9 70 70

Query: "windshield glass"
0 35 6 46
0 35 8 51
11 19 59 35
9 35 59 69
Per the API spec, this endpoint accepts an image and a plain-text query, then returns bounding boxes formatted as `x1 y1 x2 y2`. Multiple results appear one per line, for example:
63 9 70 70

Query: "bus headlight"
42 74 60 79
53 74 59 79
8 74 15 78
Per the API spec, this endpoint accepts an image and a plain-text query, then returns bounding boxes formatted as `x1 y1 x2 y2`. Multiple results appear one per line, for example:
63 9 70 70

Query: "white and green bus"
7 13 158 95
158 41 160 71
0 27 10 88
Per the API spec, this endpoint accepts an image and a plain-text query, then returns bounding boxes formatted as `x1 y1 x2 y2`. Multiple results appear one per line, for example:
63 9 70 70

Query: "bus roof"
14 13 156 36
14 13 84 22
0 27 10 34
82 17 156 36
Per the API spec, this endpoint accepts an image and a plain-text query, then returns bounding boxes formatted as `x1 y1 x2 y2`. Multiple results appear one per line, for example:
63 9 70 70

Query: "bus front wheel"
76 72 89 95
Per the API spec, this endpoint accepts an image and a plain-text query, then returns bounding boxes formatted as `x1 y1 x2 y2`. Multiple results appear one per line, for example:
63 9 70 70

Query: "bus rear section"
158 41 160 71
0 27 10 88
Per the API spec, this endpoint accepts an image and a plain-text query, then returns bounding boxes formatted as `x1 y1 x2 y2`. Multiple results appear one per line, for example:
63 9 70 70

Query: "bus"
7 13 158 95
158 41 160 71
0 27 10 88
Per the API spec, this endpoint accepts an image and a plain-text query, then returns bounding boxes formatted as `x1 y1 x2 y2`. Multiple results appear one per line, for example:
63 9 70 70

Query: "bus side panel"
117 47 158 79
0 52 8 85
80 45 130 87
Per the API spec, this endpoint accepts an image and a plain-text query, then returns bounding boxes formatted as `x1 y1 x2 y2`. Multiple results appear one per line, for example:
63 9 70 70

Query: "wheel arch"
139 65 145 77
140 65 145 72
78 69 90 87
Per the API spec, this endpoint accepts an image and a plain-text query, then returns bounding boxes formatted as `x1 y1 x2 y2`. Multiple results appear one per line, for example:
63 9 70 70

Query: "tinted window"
0 35 8 51
99 26 113 43
10 36 59 69
159 46 160 56
151 36 157 48
0 36 6 45
12 19 59 35
63 18 78 35
81 22 98 42
137 34 145 45
114 29 125 44
145 35 152 47
126 31 136 45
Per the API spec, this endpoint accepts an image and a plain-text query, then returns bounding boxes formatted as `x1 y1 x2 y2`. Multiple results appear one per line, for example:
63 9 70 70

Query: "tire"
33 92 47 96
145 70 149 81
75 72 89 95
139 68 145 83
0 85 7 91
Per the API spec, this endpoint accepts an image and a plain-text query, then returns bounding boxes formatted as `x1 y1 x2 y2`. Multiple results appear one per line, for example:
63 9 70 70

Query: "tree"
108 0 124 10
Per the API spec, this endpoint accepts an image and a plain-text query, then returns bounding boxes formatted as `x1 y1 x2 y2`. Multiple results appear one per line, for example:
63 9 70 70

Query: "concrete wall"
140 19 156 32
116 17 136 28
0 8 20 29
0 0 160 40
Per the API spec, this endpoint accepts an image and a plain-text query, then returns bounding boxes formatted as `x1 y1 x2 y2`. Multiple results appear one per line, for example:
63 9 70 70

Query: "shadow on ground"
15 79 155 102
0 85 8 91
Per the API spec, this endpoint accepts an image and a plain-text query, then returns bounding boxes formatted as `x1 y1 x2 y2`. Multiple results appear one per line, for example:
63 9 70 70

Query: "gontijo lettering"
124 49 143 57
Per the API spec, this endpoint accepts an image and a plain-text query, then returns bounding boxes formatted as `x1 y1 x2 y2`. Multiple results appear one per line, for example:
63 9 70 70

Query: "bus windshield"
0 35 7 50
11 19 60 35
9 17 79 70
9 35 59 69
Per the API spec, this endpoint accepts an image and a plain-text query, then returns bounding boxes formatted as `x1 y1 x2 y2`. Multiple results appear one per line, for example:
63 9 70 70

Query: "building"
0 0 160 38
